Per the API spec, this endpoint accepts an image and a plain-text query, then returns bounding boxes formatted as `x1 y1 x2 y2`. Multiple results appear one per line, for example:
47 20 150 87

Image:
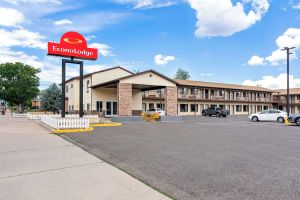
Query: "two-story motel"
63 66 282 116
272 88 300 114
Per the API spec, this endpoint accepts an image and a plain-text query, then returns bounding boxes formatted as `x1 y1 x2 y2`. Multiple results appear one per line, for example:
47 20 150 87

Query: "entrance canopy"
91 70 178 116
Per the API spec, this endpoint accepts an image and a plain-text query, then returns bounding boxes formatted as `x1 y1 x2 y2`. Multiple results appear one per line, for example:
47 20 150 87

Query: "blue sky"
0 0 300 89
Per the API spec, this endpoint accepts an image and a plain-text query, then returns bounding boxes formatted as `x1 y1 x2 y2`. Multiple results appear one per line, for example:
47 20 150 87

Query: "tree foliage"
174 67 190 80
40 83 61 114
0 62 40 112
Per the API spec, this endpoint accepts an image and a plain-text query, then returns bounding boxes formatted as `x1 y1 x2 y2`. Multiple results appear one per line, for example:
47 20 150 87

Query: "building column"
165 86 177 115
117 83 132 116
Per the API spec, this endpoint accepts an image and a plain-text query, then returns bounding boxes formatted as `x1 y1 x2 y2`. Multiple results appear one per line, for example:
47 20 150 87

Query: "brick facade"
117 83 132 116
165 86 177 115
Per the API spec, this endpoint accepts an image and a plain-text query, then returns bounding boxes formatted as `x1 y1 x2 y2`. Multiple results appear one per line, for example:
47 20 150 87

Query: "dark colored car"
202 107 230 117
288 113 300 126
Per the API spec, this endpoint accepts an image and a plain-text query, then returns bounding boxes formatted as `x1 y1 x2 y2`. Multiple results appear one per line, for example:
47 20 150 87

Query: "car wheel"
202 112 206 116
252 116 259 122
216 113 220 117
209 114 212 117
296 118 300 126
277 117 284 123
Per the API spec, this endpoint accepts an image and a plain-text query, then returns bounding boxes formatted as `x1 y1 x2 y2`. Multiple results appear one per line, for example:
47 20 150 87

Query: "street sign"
47 31 98 60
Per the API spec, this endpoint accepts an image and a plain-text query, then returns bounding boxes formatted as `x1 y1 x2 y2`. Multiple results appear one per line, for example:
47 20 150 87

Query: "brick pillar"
165 86 177 116
117 83 132 116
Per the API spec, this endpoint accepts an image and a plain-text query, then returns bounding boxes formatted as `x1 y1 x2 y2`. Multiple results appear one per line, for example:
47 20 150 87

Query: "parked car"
202 107 229 117
248 109 287 123
148 108 165 116
288 113 300 126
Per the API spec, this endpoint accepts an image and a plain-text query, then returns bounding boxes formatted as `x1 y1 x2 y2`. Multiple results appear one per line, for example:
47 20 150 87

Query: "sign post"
47 31 98 118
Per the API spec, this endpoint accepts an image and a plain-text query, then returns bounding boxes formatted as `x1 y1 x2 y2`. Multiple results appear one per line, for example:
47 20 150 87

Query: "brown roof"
273 88 300 95
64 66 133 84
175 79 272 92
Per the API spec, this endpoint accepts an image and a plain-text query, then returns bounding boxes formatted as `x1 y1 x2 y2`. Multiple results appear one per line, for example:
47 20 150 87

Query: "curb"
90 122 122 127
52 127 94 134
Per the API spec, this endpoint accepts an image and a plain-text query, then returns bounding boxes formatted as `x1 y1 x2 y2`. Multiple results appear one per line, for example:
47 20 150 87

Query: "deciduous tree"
0 62 40 112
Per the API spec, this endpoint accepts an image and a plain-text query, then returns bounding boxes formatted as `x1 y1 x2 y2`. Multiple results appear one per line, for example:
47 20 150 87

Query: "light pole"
281 47 295 116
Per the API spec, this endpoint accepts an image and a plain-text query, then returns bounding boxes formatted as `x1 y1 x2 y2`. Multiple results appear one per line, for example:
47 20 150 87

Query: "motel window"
72 105 74 111
211 90 215 96
66 85 68 93
86 80 90 89
297 95 300 100
243 92 247 98
157 103 165 110
190 104 198 112
236 105 242 112
219 90 224 96
191 88 198 95
149 103 155 110
243 105 248 112
96 101 103 112
236 92 240 98
210 104 217 108
87 103 90 111
180 104 188 112
179 88 188 95
263 105 268 110
263 93 267 98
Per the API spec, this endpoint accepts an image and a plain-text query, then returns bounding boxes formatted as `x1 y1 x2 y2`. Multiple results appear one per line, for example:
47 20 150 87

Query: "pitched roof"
91 69 177 89
175 79 272 92
273 88 300 95
64 66 133 84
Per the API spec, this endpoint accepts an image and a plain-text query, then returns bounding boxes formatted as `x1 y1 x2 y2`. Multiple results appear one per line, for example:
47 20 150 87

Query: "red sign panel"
47 31 98 60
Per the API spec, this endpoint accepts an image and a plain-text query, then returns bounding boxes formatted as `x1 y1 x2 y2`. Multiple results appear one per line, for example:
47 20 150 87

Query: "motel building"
63 66 282 117
272 88 300 114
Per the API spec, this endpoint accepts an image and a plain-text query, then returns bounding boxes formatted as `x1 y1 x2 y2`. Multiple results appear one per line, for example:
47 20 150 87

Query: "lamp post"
281 47 295 116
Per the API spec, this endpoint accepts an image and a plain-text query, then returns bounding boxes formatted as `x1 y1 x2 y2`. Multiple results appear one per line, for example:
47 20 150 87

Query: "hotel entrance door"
106 101 118 116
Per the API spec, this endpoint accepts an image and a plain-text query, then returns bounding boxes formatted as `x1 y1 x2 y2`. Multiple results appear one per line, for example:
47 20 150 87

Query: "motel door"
106 101 118 116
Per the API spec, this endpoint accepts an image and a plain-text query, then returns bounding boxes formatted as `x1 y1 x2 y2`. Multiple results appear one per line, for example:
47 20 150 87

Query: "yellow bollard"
285 117 293 125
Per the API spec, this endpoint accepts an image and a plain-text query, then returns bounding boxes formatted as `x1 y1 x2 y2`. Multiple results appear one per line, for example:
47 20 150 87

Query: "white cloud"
54 19 72 26
154 54 175 65
0 7 24 27
0 28 46 50
187 0 269 38
248 55 265 65
0 47 44 69
114 0 176 9
89 43 113 57
243 74 300 89
248 28 300 65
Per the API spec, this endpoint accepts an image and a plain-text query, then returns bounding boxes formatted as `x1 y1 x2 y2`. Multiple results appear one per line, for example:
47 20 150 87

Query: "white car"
248 109 287 123
149 108 165 116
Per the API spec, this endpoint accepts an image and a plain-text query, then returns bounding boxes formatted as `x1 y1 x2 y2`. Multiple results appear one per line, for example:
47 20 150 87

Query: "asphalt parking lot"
62 115 300 200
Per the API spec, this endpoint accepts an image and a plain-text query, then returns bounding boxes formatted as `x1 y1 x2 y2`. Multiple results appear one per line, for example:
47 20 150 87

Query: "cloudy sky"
0 0 300 89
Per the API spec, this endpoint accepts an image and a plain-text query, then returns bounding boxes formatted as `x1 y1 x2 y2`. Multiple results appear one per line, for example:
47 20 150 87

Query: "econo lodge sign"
47 31 98 60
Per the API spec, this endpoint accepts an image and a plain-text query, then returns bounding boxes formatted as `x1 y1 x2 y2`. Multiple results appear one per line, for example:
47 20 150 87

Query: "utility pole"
281 47 295 116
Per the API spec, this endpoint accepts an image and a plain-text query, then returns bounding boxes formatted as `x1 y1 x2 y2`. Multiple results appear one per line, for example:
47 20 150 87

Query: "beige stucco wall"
120 72 176 87
132 89 142 110
92 68 132 86
65 79 79 111
92 88 118 111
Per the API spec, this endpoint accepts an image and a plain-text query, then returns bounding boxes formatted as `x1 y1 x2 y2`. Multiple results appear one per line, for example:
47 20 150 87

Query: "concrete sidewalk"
0 114 170 200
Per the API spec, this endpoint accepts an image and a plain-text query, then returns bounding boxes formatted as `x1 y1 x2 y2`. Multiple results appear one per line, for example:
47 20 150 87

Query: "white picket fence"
41 115 89 130
12 113 28 118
